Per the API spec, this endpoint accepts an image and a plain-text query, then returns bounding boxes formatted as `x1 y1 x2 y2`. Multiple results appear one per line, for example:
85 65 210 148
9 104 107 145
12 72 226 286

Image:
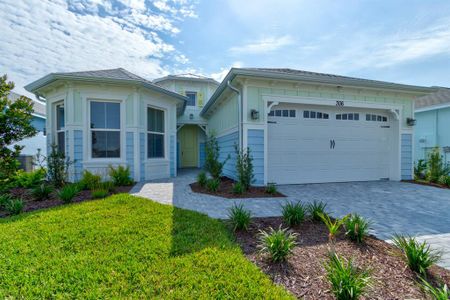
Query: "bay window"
90 101 121 158
147 107 165 158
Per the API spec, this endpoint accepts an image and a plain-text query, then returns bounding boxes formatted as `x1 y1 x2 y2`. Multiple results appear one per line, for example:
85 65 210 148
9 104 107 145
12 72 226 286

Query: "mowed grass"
0 194 292 299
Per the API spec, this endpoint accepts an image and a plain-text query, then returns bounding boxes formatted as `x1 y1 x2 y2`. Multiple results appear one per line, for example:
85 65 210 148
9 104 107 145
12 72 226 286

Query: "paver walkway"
131 169 450 269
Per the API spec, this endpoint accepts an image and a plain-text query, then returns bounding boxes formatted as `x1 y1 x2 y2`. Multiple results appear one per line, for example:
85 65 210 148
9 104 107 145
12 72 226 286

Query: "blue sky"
1 0 450 97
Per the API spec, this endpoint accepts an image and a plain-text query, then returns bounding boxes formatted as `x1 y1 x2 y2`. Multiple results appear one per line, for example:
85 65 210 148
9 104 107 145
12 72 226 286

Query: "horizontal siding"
217 131 238 180
247 129 264 186
73 130 83 182
126 132 134 179
199 142 205 168
401 133 413 180
140 133 145 181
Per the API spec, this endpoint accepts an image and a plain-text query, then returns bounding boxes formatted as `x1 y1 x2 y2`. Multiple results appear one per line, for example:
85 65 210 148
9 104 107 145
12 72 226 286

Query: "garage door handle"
330 139 336 149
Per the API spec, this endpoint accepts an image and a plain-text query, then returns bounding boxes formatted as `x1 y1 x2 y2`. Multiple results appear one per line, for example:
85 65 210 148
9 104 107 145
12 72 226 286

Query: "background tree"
0 74 37 180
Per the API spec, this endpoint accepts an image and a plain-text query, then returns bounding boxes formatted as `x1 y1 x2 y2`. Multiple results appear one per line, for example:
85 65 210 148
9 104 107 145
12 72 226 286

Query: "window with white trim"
55 103 65 153
90 101 121 158
147 107 165 158
185 91 197 106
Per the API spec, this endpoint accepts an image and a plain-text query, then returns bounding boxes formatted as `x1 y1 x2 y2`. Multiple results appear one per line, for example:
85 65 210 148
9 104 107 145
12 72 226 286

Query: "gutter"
226 80 242 149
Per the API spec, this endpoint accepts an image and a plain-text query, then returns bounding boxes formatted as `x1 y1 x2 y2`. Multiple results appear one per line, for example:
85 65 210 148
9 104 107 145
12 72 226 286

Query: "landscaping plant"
420 277 449 300
235 145 254 191
0 75 37 183
206 178 220 192
325 253 371 300
414 159 427 180
108 165 133 186
58 184 79 203
232 181 244 194
319 213 349 254
4 197 24 215
100 181 115 192
197 171 208 188
258 226 297 262
265 183 277 195
0 194 12 208
345 214 371 243
47 144 73 188
14 168 46 188
427 147 450 183
91 189 109 199
392 234 441 275
32 183 53 201
227 203 251 231
204 133 229 180
79 170 102 190
307 200 328 221
281 201 305 227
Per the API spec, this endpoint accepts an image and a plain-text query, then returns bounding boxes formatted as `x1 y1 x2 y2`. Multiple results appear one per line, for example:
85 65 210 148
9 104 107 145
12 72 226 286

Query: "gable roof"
24 68 187 115
201 68 437 117
415 87 450 111
154 73 219 85
7 91 46 118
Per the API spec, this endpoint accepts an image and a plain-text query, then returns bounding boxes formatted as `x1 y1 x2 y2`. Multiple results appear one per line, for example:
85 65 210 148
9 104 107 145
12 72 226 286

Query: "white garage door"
268 104 393 184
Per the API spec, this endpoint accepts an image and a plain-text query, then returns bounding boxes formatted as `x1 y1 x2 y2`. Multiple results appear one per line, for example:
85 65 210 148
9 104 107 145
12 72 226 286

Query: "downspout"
227 80 242 149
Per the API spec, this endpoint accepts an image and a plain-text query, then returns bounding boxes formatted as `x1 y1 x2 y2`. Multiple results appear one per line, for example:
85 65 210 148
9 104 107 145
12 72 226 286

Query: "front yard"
0 194 291 298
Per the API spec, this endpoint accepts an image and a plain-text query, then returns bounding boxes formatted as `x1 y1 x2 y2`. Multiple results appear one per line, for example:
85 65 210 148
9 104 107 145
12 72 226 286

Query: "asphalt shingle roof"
415 87 450 109
7 91 46 117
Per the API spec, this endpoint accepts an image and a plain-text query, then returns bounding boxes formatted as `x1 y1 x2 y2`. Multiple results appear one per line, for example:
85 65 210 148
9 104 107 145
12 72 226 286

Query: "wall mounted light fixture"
250 109 259 120
406 117 416 126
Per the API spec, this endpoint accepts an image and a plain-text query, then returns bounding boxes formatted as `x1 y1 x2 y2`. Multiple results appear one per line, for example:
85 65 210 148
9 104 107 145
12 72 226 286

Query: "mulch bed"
190 177 285 198
1 185 133 217
235 217 450 299
403 180 450 189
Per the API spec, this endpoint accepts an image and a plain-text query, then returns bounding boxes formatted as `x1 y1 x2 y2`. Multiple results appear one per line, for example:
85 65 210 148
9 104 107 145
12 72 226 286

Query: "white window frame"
88 99 122 160
147 105 166 159
54 101 65 153
185 91 197 106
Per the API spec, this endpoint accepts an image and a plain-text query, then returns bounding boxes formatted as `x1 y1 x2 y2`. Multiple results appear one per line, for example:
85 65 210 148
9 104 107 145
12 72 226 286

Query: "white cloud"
229 36 294 55
210 61 243 82
0 0 197 96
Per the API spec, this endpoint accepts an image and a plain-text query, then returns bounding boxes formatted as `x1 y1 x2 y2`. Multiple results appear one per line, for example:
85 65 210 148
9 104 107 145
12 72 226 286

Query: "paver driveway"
131 169 450 268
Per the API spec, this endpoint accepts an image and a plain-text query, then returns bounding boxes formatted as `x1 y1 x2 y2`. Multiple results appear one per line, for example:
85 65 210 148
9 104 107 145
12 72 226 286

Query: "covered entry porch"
177 124 207 169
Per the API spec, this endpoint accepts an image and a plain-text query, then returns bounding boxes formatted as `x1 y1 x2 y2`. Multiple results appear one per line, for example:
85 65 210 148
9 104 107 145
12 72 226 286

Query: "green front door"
179 125 198 168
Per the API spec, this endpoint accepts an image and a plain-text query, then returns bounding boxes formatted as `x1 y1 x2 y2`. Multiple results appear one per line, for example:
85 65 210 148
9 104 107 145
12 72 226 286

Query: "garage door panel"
268 104 393 184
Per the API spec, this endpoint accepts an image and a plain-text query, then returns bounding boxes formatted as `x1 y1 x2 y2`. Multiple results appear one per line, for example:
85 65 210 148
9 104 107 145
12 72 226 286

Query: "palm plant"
319 212 349 254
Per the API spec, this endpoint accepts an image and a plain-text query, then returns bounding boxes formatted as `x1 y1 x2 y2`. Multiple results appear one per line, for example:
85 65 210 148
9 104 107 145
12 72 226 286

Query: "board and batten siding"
401 134 413 180
74 130 83 181
217 131 238 180
247 129 264 185
170 135 175 177
207 94 238 136
126 132 134 179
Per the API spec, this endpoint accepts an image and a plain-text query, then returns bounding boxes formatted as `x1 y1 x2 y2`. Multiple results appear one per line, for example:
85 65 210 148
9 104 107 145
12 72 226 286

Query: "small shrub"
427 147 450 183
101 181 115 192
414 159 427 180
227 203 251 231
420 277 449 300
258 226 297 262
0 194 12 208
307 201 328 221
91 189 109 199
392 235 441 275
197 171 207 188
14 168 46 188
265 183 277 195
437 175 450 187
235 145 254 191
232 181 244 194
345 214 371 243
325 253 371 300
31 183 53 201
206 178 220 192
319 213 349 243
109 165 133 186
4 198 24 215
282 201 305 227
204 133 229 180
47 144 73 188
58 184 79 203
79 170 102 190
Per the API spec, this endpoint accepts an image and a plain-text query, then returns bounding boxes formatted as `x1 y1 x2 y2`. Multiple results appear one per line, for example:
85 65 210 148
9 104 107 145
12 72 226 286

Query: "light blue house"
414 88 450 165
8 92 46 170
25 68 434 185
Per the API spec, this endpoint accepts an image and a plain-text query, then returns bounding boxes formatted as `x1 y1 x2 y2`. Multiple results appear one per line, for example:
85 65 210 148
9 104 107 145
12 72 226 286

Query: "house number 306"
336 100 344 107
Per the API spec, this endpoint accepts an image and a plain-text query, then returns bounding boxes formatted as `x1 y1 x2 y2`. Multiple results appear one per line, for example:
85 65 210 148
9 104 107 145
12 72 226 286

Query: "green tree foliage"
0 75 37 180
204 133 229 179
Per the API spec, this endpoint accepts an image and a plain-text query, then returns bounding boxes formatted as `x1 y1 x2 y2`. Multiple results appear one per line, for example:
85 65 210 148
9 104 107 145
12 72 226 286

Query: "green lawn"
0 194 292 299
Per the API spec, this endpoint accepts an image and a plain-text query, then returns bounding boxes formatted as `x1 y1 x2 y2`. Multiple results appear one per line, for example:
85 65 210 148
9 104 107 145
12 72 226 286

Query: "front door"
179 125 198 168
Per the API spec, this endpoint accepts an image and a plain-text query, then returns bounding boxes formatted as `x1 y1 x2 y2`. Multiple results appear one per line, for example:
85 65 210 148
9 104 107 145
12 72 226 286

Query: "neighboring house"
25 67 434 185
153 74 219 169
7 92 46 170
414 87 450 165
